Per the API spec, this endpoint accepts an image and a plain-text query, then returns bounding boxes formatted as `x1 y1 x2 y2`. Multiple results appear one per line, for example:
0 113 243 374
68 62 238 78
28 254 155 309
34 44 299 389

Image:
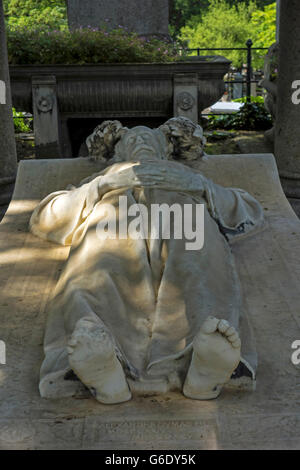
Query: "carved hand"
83 162 205 218
101 161 205 194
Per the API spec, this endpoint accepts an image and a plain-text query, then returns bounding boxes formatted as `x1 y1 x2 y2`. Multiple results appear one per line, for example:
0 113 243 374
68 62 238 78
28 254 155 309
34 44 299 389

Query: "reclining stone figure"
29 117 264 403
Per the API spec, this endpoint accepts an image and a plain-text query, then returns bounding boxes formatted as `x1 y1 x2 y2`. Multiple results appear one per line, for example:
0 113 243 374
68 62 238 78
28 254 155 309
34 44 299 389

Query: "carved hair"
86 120 128 161
86 117 206 161
159 116 206 161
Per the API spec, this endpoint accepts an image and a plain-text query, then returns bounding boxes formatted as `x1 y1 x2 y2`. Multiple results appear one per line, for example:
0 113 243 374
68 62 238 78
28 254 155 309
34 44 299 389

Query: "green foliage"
3 0 68 30
251 2 276 48
179 0 276 68
169 0 275 38
3 0 276 67
207 101 272 130
169 0 209 38
225 0 274 5
7 26 181 65
233 95 264 104
12 108 32 133
180 0 257 67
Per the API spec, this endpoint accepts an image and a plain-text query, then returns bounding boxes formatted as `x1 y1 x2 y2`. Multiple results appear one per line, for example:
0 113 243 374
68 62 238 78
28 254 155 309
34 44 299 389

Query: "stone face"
0 0 17 180
275 0 300 197
67 0 169 36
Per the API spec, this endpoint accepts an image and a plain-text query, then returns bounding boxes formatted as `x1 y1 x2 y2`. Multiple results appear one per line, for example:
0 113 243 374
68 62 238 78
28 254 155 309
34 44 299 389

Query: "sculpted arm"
112 161 264 237
29 162 141 245
203 179 265 238
103 161 207 195
29 173 107 245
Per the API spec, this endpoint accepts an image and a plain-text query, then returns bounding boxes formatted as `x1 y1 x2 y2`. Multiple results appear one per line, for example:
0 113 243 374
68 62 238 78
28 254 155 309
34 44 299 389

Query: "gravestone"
232 72 243 100
67 0 169 37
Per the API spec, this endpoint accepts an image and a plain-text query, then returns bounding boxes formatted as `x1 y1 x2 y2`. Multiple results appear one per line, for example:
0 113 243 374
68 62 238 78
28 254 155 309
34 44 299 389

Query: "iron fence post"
246 39 253 103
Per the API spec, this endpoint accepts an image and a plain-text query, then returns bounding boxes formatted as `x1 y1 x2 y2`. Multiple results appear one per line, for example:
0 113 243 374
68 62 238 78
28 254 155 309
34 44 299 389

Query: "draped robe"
29 160 264 392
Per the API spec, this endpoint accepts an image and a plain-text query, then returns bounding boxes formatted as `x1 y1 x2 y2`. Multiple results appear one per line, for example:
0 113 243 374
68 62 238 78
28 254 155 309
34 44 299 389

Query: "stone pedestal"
32 76 62 158
67 0 169 37
0 0 17 184
173 74 198 124
275 0 300 198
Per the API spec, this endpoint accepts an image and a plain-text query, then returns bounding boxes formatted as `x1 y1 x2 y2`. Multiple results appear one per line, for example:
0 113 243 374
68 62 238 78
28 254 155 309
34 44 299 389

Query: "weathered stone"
67 0 169 37
9 60 230 158
260 42 278 150
32 76 62 158
173 74 198 124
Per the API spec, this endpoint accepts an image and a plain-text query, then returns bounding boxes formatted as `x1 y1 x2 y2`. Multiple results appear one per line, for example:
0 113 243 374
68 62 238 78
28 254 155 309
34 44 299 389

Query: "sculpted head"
159 116 206 161
114 126 168 162
86 117 206 162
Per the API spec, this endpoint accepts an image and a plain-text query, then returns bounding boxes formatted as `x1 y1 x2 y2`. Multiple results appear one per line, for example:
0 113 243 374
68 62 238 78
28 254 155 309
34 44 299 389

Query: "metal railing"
185 39 270 113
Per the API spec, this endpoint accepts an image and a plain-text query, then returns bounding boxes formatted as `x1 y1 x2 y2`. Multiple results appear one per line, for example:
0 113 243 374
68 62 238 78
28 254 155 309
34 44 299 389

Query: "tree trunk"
0 0 17 182
275 0 300 198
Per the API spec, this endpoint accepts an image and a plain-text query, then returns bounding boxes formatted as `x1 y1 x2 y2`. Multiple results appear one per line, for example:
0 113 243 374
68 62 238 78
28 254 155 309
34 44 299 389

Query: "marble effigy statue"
29 117 264 404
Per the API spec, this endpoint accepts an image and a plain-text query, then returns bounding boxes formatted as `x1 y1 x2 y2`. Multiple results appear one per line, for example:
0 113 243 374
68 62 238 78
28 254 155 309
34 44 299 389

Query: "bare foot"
68 318 132 404
183 316 241 400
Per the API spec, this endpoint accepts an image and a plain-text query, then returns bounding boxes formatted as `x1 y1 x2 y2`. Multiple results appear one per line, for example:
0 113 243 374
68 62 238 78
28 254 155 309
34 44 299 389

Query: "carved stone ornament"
37 95 54 113
176 91 195 111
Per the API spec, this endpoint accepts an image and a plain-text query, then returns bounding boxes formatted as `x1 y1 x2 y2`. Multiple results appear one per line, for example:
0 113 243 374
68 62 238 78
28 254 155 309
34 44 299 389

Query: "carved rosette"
37 95 54 113
176 91 195 111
